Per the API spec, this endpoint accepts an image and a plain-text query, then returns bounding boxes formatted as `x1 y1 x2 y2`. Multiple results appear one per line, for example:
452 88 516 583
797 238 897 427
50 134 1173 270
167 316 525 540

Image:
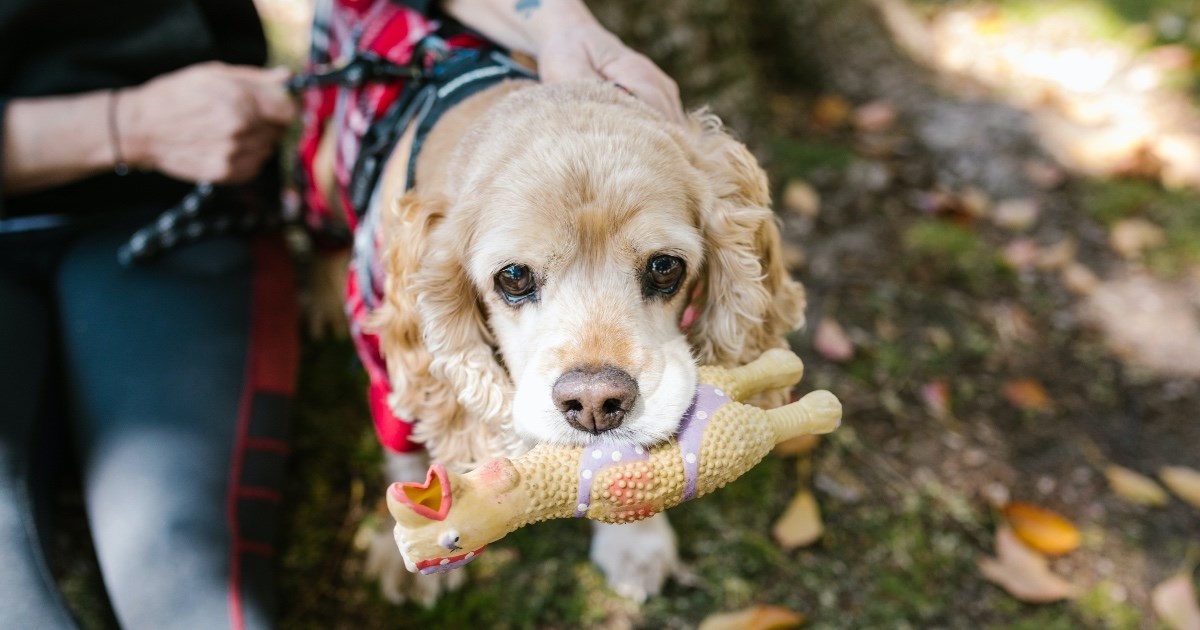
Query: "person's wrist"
112 86 152 172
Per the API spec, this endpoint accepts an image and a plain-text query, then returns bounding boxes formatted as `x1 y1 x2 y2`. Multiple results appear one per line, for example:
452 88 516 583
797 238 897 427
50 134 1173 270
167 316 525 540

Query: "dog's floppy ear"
685 110 807 370
373 192 523 469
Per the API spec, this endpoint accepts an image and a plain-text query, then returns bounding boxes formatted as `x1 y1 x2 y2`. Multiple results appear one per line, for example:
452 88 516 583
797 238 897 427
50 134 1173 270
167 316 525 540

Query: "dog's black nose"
552 366 638 434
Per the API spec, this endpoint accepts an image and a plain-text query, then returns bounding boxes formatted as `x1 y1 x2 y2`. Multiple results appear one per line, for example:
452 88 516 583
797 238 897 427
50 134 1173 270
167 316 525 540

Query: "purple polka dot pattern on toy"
571 385 730 517
573 439 651 517
675 384 730 501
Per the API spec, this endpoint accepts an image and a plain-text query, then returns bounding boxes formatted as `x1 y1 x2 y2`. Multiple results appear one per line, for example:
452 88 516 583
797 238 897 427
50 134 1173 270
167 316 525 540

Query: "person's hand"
536 22 685 125
117 62 296 184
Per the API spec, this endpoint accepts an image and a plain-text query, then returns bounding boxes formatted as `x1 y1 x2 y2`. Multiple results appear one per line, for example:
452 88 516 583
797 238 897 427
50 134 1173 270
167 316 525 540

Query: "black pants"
0 211 298 629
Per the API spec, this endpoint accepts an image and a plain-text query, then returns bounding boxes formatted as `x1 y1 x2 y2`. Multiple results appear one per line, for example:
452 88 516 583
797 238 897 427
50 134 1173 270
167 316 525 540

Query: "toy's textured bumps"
387 348 842 574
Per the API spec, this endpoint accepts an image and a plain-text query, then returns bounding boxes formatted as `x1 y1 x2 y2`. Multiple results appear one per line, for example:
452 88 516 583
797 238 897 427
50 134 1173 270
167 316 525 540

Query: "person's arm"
2 92 115 194
2 62 296 196
441 0 685 124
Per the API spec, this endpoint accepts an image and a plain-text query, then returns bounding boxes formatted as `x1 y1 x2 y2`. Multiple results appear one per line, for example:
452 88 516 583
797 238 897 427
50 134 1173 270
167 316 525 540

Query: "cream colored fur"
321 78 804 603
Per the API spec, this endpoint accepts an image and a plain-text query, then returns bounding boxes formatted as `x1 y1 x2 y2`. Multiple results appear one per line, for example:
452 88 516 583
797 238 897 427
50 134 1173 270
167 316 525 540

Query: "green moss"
767 137 857 181
1075 583 1143 630
901 220 1013 293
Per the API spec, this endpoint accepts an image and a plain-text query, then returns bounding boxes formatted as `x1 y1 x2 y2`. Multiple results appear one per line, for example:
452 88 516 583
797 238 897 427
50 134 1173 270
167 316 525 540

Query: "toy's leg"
366 451 466 607
767 390 842 442
698 348 805 402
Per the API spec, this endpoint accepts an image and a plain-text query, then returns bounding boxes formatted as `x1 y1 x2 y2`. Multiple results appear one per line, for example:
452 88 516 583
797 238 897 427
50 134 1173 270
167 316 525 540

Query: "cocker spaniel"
312 78 804 605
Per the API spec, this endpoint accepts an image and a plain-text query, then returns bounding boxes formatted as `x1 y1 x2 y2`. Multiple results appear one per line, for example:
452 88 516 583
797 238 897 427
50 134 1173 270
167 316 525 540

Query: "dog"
301 15 805 608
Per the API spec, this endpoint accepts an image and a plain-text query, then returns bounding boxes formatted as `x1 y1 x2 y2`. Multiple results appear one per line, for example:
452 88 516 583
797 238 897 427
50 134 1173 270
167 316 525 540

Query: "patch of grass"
1075 582 1142 630
902 219 1013 293
767 137 857 181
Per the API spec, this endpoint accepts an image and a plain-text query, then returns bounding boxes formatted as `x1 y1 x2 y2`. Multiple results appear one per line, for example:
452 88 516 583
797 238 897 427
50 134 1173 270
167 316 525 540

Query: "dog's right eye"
495 264 537 303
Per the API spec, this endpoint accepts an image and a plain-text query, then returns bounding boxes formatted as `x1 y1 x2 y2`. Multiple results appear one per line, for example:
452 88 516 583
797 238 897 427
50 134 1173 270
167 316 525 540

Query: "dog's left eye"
644 255 685 297
495 264 537 303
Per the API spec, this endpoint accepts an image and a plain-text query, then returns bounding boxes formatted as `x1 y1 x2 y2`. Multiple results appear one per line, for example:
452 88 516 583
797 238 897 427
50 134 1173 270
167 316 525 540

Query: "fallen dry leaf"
775 434 820 457
1003 238 1040 270
698 605 806 630
1105 465 1170 507
773 488 824 549
812 94 851 130
1003 378 1052 412
783 180 821 219
921 380 952 418
1110 218 1167 259
1002 502 1081 556
814 318 854 363
978 526 1077 603
1024 159 1067 189
1159 466 1200 509
1061 262 1099 296
991 198 1040 231
1153 574 1200 630
853 100 898 133
1036 237 1078 270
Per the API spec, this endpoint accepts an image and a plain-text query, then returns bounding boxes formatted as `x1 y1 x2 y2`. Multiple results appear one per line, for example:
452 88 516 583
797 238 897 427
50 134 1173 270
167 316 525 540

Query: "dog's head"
378 81 804 465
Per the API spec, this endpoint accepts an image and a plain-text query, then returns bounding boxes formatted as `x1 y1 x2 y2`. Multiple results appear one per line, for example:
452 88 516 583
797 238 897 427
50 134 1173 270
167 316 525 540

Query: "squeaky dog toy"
386 348 842 575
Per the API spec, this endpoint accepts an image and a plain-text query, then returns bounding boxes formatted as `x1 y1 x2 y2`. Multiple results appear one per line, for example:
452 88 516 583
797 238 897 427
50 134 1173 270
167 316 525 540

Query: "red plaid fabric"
297 0 486 453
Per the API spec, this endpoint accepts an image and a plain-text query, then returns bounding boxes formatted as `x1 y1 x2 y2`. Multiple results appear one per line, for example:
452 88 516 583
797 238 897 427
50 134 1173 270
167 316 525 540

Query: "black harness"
113 36 535 265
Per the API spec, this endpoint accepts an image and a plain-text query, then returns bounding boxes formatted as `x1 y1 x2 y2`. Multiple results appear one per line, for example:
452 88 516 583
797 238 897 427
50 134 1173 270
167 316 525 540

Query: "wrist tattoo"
514 0 540 19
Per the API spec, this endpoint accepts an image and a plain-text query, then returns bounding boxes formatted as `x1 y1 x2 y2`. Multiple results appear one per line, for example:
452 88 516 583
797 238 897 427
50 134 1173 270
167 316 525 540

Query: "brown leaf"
772 488 824 549
1003 379 1052 412
775 434 820 457
978 526 1077 603
1152 573 1200 630
811 95 851 130
1036 237 1078 270
1105 465 1170 507
814 318 854 363
783 180 821 219
1002 502 1081 556
1159 466 1200 509
698 605 806 630
1110 218 1166 259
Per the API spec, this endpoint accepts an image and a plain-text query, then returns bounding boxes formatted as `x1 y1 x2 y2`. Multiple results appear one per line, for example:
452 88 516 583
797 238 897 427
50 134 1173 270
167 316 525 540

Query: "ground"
55 0 1200 628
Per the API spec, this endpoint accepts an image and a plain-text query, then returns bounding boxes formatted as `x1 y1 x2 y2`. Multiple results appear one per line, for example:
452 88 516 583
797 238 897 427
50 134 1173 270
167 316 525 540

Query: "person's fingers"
247 81 297 125
600 57 686 125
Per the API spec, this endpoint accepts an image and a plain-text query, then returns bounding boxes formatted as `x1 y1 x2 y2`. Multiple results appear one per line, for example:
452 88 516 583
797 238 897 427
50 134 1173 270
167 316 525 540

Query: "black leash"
116 36 469 266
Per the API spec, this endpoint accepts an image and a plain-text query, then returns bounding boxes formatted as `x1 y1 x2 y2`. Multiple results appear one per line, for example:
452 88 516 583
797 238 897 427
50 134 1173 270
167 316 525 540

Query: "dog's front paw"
363 522 466 608
590 513 682 603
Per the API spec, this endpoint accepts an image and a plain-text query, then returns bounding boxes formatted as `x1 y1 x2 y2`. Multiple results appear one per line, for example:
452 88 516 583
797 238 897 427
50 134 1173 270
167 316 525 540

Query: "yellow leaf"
1105 465 1170 507
1002 502 1081 556
1152 574 1200 630
774 434 820 457
698 605 806 630
772 489 824 549
1159 466 1200 509
1003 378 1052 412
978 526 1077 603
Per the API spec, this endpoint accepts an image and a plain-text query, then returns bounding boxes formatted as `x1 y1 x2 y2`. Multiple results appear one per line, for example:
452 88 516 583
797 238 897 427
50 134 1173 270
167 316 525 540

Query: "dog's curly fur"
314 79 806 603
369 80 804 472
